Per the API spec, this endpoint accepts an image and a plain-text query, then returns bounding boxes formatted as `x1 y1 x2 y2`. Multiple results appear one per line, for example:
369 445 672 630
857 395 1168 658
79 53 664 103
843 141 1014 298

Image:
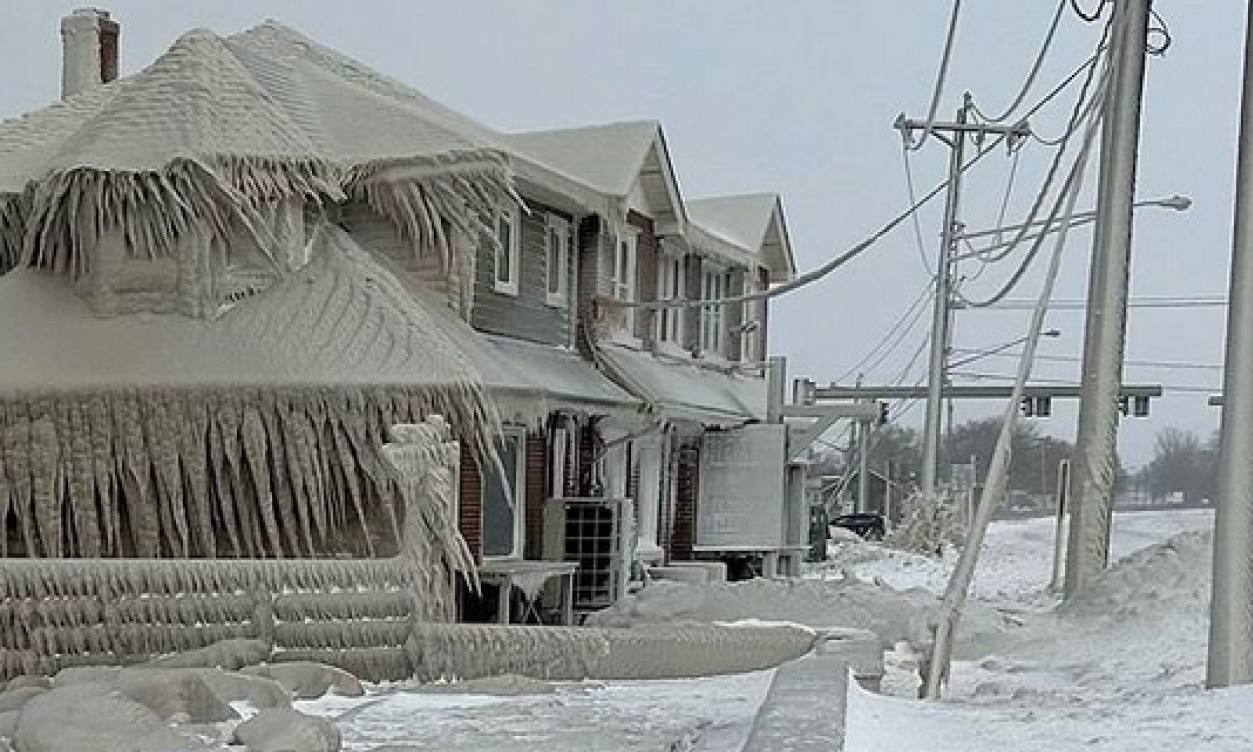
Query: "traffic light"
878 401 889 426
1036 397 1052 417
1021 397 1034 417
1133 395 1150 417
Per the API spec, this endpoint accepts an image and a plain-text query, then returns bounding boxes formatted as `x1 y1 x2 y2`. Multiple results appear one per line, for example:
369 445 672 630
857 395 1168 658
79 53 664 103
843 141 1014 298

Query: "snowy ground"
301 508 1245 751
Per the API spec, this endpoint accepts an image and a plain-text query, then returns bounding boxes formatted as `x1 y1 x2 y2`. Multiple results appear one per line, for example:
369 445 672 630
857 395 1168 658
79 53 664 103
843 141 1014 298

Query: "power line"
950 347 1226 372
969 295 1227 310
909 0 965 152
971 0 1068 124
838 280 934 382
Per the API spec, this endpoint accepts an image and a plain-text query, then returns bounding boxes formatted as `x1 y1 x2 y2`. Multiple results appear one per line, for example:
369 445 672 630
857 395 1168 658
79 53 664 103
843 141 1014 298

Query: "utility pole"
857 415 871 513
895 98 1030 501
1208 0 1253 690
1064 0 1152 599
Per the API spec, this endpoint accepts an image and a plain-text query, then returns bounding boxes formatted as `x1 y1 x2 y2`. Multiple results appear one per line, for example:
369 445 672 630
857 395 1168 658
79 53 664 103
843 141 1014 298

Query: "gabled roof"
0 23 511 280
686 193 798 282
505 120 687 231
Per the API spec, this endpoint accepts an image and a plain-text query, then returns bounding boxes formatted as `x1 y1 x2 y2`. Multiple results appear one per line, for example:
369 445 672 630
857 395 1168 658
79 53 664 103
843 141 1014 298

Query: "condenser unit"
543 497 635 612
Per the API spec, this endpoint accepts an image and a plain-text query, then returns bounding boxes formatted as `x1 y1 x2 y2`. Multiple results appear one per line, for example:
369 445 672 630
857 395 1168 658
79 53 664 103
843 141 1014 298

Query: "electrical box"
543 497 635 612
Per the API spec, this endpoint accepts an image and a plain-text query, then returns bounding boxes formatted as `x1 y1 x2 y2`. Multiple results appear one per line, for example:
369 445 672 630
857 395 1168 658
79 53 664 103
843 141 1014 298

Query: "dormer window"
493 204 520 296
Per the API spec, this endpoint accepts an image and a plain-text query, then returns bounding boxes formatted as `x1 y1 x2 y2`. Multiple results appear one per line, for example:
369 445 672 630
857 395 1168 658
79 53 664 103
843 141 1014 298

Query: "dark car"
831 512 886 541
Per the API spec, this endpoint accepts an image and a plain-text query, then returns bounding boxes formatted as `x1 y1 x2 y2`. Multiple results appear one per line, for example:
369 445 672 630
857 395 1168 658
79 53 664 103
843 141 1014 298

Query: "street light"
950 195 1192 261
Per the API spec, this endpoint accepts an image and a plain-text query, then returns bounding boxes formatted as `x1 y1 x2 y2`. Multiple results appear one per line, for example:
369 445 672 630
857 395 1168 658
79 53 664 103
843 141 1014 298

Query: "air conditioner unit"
543 497 635 612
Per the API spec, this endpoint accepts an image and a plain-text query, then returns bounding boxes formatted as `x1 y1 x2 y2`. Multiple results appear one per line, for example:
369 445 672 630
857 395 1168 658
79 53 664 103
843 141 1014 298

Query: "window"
656 252 685 345
700 267 726 356
608 228 637 332
546 215 570 307
493 205 520 295
550 426 570 498
482 430 526 559
741 274 760 363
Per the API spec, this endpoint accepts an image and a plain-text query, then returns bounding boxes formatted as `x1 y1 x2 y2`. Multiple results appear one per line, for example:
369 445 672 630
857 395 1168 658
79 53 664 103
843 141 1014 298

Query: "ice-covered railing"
0 556 423 681
0 418 473 683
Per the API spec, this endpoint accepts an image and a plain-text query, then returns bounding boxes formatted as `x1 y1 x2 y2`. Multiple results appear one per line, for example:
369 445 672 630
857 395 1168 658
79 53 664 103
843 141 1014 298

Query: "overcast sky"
2 1 1243 467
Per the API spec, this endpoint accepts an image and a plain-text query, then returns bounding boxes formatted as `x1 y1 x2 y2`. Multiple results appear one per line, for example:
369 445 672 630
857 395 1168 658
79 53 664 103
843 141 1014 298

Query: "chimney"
61 8 120 99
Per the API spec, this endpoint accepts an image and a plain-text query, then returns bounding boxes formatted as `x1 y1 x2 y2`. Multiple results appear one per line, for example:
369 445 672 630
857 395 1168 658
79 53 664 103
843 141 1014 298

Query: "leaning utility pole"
1064 0 1152 599
1207 0 1253 690
895 101 1030 500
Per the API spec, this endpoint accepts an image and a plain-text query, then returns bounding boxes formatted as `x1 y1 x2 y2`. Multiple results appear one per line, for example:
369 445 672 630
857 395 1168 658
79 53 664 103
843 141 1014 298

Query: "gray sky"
2 1 1241 467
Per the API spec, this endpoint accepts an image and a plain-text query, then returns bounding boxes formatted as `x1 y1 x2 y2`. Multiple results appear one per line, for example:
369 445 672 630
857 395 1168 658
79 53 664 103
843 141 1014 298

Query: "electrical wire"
901 146 935 276
908 0 965 152
971 0 1068 124
1069 0 1106 23
606 131 1009 314
1148 8 1172 56
956 19 1114 308
949 348 1226 372
974 295 1227 310
837 280 934 382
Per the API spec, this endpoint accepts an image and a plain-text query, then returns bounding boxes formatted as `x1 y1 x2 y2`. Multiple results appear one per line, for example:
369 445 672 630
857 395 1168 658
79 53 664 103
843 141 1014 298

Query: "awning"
595 343 766 427
485 336 640 421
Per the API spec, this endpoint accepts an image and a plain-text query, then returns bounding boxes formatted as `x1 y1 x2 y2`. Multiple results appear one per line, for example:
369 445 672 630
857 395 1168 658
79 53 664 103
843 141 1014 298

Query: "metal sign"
696 424 787 549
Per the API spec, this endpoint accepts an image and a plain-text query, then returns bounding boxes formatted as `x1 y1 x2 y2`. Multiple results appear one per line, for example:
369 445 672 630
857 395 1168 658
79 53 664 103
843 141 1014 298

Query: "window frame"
545 214 571 308
480 427 527 560
608 227 638 334
493 204 521 296
700 264 727 357
655 250 686 347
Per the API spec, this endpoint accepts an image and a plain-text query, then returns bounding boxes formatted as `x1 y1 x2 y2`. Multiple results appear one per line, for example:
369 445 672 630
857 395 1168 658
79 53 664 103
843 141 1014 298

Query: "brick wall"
457 443 482 564
669 437 701 561
524 434 548 560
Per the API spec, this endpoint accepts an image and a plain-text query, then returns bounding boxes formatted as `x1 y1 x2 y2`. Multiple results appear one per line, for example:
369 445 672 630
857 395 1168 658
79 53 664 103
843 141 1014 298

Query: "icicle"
207 409 244 557
112 395 158 557
64 399 100 558
28 410 62 558
259 398 302 556
174 395 215 557
142 396 189 557
86 395 119 556
218 395 262 557
242 406 284 557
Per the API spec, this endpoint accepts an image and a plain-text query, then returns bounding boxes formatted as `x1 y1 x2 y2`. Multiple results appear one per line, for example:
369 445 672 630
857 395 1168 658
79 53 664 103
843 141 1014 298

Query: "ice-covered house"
505 123 800 577
0 9 658 676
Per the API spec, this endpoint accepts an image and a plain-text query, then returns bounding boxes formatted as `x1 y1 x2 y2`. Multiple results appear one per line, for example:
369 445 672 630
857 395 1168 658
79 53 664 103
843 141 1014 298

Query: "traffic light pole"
895 100 1030 502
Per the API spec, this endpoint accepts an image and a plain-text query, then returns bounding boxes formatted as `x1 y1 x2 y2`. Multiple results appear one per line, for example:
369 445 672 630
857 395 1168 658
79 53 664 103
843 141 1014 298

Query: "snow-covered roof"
686 193 798 282
595 343 766 426
485 336 639 414
505 121 687 230
0 226 503 392
0 22 512 280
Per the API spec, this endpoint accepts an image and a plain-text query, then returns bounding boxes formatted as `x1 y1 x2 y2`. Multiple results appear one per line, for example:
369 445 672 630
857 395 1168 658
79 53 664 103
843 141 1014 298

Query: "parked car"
831 512 886 541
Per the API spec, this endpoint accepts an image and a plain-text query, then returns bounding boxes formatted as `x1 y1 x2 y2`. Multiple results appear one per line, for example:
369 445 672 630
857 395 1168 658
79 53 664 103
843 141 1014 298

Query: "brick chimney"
61 8 120 99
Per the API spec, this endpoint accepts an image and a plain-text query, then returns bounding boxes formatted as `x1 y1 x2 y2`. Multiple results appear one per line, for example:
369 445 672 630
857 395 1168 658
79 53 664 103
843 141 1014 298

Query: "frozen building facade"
0 8 799 660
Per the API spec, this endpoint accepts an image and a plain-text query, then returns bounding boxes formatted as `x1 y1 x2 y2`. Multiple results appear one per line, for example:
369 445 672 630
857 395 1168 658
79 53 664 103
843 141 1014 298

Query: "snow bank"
1061 529 1211 620
587 577 1012 654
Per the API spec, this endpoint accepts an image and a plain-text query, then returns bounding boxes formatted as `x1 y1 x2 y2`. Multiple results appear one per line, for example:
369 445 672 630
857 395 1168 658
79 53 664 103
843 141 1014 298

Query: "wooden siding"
576 215 613 358
338 201 453 308
682 253 703 355
471 202 573 346
668 437 701 561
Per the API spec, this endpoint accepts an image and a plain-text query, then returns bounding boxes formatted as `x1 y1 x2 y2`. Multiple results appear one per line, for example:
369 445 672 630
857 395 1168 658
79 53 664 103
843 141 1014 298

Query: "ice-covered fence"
407 622 818 682
0 556 429 681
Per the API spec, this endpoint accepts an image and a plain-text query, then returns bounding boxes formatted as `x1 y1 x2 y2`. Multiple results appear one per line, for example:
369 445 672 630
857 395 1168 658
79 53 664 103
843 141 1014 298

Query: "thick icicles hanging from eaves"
0 385 491 561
